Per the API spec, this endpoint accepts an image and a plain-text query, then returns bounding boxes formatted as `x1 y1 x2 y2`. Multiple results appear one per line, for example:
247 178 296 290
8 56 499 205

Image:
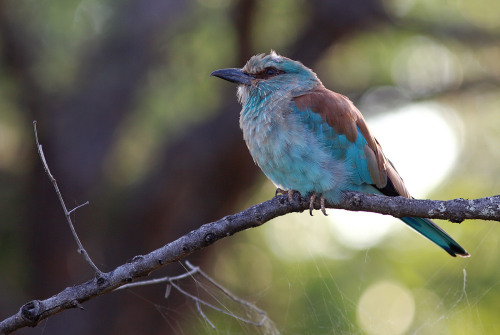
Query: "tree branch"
0 190 498 333
334 192 500 222
33 121 100 274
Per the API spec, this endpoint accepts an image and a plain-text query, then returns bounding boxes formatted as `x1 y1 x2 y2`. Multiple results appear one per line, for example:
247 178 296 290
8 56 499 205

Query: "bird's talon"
276 188 296 203
320 195 328 216
309 193 316 216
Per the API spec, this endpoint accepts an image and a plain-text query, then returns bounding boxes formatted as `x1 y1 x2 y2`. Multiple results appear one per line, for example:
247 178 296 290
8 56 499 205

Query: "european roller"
211 51 469 257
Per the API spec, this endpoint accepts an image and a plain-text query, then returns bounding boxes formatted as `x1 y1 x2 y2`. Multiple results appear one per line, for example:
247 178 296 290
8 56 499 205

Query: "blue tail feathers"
401 217 469 257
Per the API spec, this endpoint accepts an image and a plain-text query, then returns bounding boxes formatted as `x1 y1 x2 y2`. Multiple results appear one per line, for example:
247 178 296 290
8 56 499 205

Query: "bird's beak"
210 68 252 85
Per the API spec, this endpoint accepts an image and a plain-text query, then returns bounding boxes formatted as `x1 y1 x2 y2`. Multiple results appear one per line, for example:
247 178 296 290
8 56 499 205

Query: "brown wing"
293 86 411 198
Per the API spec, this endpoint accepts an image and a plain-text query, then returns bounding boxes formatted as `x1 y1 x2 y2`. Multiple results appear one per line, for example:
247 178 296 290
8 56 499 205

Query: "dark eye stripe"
252 67 284 79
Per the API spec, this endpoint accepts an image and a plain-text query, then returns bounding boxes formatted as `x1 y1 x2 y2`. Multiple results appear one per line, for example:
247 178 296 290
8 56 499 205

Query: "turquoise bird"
211 51 469 257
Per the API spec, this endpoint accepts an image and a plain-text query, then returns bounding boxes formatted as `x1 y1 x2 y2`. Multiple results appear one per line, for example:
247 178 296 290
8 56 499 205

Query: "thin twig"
117 267 199 290
164 283 172 299
185 260 267 317
169 279 265 326
118 261 267 327
68 201 90 215
33 121 101 275
196 300 216 330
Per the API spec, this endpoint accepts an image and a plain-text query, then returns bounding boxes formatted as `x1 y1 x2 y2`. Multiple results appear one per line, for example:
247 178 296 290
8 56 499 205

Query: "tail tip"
457 251 470 258
449 246 470 258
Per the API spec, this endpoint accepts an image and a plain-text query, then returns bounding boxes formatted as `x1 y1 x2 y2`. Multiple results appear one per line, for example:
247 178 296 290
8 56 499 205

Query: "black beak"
210 68 252 85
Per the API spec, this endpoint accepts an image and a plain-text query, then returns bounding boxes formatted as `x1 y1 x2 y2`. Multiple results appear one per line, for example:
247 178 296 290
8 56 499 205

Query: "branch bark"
1 191 498 334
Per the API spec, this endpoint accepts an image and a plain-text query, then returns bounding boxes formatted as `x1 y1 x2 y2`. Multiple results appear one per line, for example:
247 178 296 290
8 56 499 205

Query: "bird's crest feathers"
242 51 318 79
242 52 286 75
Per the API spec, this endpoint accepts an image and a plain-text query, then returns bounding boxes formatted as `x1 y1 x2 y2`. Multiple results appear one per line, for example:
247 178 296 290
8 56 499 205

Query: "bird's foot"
275 187 286 197
275 188 295 202
309 193 316 216
320 195 327 216
309 193 328 216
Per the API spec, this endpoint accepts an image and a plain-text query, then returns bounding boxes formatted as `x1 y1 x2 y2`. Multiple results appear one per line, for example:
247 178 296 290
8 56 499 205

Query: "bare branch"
4 125 499 333
0 189 498 333
333 192 500 223
33 121 101 275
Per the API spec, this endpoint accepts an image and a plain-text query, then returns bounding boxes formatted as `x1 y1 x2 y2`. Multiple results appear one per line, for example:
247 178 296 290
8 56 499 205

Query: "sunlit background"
1 0 500 334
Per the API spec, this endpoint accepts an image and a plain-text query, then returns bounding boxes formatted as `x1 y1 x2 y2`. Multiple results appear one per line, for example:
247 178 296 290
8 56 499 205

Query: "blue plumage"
211 51 469 257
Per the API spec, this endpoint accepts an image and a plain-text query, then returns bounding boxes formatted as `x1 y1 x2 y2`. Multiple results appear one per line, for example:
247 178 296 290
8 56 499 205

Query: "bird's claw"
320 195 327 216
309 193 316 216
276 188 295 203
309 193 328 216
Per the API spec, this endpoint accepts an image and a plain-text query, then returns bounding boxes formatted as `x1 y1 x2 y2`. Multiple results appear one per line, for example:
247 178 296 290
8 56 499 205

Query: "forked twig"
185 260 267 317
33 121 101 275
117 261 267 329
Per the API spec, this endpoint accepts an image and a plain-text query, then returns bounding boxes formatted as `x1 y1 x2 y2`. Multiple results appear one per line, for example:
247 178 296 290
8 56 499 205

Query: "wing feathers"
294 88 359 142
294 86 411 198
364 144 386 188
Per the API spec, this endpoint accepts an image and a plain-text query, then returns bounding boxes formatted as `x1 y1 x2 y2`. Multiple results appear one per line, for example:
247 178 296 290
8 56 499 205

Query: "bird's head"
211 51 321 105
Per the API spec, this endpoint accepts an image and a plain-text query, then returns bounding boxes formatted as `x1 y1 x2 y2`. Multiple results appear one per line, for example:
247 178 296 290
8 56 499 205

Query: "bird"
211 51 469 257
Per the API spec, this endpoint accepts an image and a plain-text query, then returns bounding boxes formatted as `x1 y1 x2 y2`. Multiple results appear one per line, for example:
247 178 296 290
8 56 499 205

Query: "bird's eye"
253 67 282 79
265 67 278 75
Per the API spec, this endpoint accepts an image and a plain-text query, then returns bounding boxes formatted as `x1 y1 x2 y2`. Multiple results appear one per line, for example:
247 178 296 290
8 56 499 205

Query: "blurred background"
0 0 500 334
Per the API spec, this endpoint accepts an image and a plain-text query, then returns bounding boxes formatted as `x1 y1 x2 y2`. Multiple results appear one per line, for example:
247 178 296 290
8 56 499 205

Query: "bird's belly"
243 118 348 197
